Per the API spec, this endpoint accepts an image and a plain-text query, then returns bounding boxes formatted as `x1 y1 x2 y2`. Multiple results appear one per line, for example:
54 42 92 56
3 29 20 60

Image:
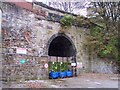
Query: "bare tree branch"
47 1 87 13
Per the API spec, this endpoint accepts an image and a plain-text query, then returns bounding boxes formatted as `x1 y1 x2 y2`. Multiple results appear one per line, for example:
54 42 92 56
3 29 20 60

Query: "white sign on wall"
71 63 77 66
77 62 83 68
16 48 27 54
44 63 48 68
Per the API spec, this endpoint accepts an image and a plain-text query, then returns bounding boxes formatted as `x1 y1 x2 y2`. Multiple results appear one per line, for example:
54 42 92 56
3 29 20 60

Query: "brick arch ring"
47 33 77 57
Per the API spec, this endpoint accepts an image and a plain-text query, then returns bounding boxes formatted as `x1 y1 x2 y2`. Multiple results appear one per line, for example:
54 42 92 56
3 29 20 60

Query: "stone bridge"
0 1 117 82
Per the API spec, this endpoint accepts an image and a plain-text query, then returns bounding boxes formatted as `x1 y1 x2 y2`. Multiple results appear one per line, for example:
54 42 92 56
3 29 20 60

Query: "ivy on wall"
60 15 74 28
59 14 119 67
84 25 119 65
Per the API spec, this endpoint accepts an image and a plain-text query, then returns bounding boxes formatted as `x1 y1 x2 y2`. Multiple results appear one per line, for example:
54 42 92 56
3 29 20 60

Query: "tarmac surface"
1 73 119 88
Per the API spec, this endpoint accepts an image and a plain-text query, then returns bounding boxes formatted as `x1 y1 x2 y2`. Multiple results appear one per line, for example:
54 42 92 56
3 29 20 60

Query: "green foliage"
48 62 68 72
86 2 119 65
84 2 119 65
48 62 58 72
98 44 113 57
75 16 91 27
60 62 68 71
60 15 74 28
90 26 103 37
84 24 119 63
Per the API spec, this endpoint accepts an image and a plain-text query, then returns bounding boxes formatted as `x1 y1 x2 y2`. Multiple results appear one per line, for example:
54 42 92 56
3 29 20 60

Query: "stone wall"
1 2 49 81
1 2 87 82
90 58 118 74
0 2 117 83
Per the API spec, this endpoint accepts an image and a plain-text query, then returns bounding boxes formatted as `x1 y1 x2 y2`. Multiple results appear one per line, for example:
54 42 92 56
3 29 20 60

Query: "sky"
25 0 88 16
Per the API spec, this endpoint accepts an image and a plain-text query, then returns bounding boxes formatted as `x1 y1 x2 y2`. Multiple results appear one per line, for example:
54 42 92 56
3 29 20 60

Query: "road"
1 73 119 88
49 73 118 88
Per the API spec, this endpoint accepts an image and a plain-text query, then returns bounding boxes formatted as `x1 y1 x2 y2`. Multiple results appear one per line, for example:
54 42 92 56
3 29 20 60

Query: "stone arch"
47 33 76 57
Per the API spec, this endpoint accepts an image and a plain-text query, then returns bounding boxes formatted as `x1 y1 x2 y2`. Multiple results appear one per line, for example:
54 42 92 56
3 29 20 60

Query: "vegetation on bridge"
60 2 119 70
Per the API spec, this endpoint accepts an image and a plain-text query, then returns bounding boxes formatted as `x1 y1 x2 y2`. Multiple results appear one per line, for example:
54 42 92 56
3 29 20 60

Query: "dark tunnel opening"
48 36 76 57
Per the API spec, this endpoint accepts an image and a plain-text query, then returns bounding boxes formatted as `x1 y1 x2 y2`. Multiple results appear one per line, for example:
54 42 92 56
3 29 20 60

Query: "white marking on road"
94 82 101 85
51 85 60 88
85 80 90 82
87 87 96 88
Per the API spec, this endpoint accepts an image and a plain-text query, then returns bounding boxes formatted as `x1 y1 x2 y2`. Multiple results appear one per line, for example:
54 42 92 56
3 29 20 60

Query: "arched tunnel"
48 35 76 57
48 33 77 77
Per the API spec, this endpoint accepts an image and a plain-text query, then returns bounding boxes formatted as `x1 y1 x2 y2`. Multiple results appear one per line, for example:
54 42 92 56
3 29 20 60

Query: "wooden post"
67 57 69 71
62 57 64 62
56 57 58 72
74 55 77 77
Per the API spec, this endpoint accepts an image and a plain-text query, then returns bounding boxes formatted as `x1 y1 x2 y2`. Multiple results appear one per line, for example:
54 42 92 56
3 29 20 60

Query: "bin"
49 71 59 79
59 71 67 78
66 70 73 77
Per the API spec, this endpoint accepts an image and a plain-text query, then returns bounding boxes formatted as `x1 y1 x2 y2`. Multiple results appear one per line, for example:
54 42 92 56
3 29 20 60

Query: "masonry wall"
1 2 88 81
0 2 117 83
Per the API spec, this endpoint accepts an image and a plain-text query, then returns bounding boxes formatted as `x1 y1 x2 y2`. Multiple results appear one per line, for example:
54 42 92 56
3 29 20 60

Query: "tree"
47 1 88 13
86 2 119 66
88 2 119 29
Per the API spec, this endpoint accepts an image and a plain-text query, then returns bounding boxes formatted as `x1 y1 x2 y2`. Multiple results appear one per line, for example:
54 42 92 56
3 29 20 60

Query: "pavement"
1 73 119 88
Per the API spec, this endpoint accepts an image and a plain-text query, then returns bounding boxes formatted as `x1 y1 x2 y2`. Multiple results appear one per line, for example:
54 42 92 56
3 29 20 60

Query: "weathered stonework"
1 2 85 81
0 2 117 83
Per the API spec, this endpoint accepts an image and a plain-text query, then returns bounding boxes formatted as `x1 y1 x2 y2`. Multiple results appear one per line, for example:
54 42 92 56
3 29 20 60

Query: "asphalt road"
1 73 119 88
48 73 118 88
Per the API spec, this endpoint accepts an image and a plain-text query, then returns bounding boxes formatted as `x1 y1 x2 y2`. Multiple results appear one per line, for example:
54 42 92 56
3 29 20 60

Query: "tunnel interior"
48 35 76 57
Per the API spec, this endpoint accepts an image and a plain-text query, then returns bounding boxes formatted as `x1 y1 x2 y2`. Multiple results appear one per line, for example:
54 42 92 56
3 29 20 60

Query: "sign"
44 63 48 68
16 48 27 54
19 59 25 64
71 63 76 67
77 62 83 68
